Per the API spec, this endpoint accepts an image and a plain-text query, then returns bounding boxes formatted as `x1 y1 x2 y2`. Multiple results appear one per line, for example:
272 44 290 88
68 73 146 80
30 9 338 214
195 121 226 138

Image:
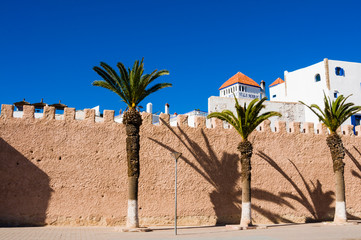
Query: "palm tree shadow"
345 146 361 180
257 151 334 222
344 146 361 220
149 119 295 224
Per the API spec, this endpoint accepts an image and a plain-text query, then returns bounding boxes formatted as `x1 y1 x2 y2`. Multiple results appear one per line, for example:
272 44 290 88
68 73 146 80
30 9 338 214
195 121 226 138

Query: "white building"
270 59 361 125
208 96 305 130
170 109 210 127
209 72 305 129
219 72 266 99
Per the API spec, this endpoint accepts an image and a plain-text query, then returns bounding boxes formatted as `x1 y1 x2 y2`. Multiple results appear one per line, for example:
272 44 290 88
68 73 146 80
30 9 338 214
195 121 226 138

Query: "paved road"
0 222 360 240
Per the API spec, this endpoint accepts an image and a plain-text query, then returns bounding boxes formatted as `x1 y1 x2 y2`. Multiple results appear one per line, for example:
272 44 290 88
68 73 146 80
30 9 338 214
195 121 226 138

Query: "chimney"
165 103 169 114
146 103 153 114
260 80 266 98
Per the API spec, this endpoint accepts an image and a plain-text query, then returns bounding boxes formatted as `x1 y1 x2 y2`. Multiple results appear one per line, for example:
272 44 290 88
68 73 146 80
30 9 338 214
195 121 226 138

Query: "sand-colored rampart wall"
1 104 361 226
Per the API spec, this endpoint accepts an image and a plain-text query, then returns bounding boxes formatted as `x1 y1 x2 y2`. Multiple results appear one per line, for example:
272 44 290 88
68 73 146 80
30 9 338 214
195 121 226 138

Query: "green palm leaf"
208 97 281 140
300 93 361 133
93 59 171 110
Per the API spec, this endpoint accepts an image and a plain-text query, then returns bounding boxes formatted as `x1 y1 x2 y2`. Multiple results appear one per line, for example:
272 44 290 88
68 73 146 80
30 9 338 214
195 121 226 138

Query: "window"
315 74 321 82
272 94 276 98
334 91 338 98
335 67 345 76
351 115 361 134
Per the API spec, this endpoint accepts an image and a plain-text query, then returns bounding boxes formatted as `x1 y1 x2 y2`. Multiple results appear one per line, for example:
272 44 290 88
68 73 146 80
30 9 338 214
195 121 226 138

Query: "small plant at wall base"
300 94 361 223
207 97 281 227
92 59 171 228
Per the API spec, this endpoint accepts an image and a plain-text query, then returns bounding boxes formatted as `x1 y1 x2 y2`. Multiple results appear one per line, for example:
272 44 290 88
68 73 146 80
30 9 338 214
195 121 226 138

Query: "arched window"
315 74 321 82
334 90 339 98
335 67 345 76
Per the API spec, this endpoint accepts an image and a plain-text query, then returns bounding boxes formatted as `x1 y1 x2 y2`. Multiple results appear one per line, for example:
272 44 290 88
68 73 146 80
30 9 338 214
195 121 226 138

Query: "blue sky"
1 0 361 115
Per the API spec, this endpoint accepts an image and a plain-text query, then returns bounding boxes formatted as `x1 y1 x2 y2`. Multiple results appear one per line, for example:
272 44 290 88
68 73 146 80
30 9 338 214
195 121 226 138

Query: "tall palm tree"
92 59 171 228
207 97 281 227
300 94 361 223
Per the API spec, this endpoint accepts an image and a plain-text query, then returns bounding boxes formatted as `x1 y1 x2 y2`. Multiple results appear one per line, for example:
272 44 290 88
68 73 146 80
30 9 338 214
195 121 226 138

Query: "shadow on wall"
346 146 361 180
149 119 299 224
257 151 335 222
344 146 361 220
0 138 52 226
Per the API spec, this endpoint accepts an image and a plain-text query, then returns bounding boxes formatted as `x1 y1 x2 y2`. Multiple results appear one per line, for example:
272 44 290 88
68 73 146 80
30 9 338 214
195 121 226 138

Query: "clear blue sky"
1 0 361 115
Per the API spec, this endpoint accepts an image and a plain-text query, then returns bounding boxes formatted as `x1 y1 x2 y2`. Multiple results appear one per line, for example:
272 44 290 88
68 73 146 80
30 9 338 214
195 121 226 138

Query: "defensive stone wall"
1 104 361 226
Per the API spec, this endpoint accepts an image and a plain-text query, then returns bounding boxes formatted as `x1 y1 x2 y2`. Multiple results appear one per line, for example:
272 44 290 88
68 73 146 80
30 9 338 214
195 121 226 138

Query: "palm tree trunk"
123 109 142 228
238 140 253 227
326 133 347 223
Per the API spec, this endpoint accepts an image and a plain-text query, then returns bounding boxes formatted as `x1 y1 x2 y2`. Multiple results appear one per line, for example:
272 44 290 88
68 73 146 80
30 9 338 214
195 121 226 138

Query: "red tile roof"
219 72 260 90
269 78 285 87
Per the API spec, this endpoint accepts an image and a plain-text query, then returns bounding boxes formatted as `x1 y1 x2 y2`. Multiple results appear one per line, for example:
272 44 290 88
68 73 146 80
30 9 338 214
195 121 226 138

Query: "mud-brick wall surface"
0 104 361 226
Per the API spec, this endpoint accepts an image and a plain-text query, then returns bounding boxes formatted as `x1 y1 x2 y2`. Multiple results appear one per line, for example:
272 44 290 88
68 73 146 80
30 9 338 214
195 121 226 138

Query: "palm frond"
136 82 172 105
300 93 361 133
208 97 281 140
93 59 171 109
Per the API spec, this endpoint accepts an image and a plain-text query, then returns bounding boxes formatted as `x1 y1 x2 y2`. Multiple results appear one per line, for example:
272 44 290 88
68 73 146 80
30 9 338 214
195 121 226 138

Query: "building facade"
270 59 361 125
219 72 266 99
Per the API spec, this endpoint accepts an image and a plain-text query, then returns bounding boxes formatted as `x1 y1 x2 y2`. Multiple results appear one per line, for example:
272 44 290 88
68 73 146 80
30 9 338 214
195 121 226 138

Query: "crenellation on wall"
103 110 114 123
342 125 354 136
0 104 14 119
316 123 327 135
275 121 286 133
194 116 206 128
43 106 55 120
303 122 314 134
289 122 300 134
259 119 271 132
23 105 35 120
159 113 170 125
210 118 222 129
84 109 95 123
64 108 76 122
141 112 152 125
177 114 189 127
2 104 361 134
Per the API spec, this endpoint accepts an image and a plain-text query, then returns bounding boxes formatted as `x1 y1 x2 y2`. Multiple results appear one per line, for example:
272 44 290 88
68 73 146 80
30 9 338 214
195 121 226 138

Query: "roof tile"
219 72 260 90
269 78 285 87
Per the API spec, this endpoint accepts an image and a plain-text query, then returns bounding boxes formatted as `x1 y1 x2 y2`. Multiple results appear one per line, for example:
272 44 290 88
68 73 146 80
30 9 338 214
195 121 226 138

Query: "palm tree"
300 94 361 223
207 97 281 227
92 59 171 228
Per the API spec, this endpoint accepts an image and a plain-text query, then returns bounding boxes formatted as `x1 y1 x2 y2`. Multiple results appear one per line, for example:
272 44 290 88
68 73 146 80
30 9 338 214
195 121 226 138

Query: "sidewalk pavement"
0 222 360 240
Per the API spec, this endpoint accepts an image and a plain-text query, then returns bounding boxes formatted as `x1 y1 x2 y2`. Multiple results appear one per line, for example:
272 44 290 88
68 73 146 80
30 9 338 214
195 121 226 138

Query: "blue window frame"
335 67 345 76
351 115 361 134
315 74 321 82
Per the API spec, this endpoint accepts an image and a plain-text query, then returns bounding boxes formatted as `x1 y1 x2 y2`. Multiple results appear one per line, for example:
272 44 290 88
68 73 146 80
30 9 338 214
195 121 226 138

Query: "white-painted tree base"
127 199 139 228
240 202 252 226
334 201 347 223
